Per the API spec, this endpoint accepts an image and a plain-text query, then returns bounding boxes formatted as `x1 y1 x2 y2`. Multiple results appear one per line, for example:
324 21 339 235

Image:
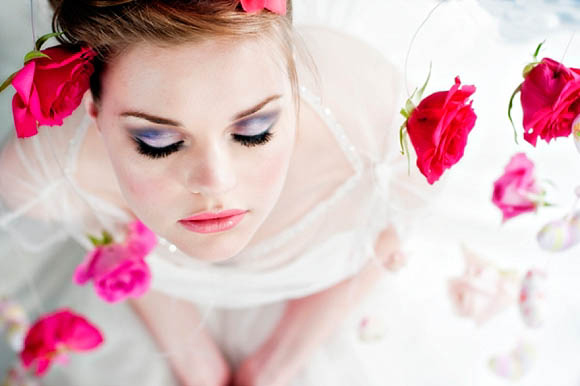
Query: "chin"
172 232 251 263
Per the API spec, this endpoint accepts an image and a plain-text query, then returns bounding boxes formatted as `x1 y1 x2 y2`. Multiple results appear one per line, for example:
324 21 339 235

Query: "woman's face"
90 38 297 262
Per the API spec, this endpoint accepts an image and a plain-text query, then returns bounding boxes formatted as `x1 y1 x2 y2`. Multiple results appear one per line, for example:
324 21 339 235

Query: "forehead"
101 38 288 122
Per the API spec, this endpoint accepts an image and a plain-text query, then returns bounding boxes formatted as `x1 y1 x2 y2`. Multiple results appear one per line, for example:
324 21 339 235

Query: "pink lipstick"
178 209 247 234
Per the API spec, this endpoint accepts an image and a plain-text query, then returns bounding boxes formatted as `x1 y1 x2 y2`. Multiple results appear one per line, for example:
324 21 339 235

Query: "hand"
129 291 233 386
174 337 232 386
231 337 296 386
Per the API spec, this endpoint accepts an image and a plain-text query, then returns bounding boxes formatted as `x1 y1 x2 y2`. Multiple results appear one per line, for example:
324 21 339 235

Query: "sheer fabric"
0 18 426 385
5 1 580 386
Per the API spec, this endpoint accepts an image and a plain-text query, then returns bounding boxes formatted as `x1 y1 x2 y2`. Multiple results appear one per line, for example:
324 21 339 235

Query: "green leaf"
88 234 101 247
533 40 545 61
416 62 432 101
24 51 51 64
522 62 539 78
35 32 64 51
101 231 113 245
402 132 411 176
0 71 18 94
400 108 409 120
87 230 114 247
507 83 522 144
399 122 407 155
404 98 415 116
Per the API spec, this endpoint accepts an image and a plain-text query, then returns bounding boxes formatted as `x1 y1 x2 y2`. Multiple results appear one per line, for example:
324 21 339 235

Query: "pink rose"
73 220 156 303
240 0 286 15
73 245 151 303
520 58 580 146
448 247 518 325
20 309 103 376
11 45 96 138
492 153 541 222
406 77 477 184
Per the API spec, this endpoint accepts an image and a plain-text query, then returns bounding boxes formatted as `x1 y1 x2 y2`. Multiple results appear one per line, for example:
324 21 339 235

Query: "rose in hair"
491 153 543 222
403 76 477 184
20 309 103 376
73 220 156 303
11 45 96 138
520 58 580 146
240 0 287 15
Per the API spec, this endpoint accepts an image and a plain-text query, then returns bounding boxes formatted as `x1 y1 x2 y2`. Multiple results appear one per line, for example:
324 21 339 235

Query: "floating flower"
519 269 547 328
2 364 40 386
73 220 156 303
20 309 103 376
240 0 286 15
492 153 545 222
573 114 580 153
508 42 580 146
0 297 29 351
448 246 518 325
489 341 535 381
400 70 477 185
358 315 387 343
537 210 580 252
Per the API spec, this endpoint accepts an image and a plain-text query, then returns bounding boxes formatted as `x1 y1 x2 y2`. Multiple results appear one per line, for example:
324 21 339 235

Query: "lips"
178 209 248 234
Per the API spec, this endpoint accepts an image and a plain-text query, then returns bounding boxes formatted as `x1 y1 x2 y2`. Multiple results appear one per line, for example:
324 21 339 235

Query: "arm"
129 290 232 386
234 226 404 386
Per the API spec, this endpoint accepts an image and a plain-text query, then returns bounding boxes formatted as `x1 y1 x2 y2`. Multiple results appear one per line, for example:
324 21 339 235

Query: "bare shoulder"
295 25 402 155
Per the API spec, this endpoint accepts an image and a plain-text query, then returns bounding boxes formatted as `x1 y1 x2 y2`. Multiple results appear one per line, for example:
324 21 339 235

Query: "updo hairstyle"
48 0 307 113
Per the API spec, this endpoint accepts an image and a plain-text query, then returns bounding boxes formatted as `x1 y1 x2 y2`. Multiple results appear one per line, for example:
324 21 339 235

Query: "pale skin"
14 26 402 385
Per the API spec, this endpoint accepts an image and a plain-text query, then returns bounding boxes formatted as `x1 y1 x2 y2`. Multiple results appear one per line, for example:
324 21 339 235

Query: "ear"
84 93 100 131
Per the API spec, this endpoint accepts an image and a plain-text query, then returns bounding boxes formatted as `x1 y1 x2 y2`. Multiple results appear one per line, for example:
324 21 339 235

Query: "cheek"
242 134 294 204
116 164 180 213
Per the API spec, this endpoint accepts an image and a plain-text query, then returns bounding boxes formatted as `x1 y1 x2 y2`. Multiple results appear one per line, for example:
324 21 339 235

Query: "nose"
183 142 237 196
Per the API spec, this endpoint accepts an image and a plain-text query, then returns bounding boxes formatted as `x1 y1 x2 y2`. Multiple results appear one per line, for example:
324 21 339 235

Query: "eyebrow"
119 94 283 127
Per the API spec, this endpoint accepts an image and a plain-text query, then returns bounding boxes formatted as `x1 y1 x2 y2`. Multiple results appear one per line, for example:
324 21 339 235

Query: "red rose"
11 45 96 138
520 58 580 146
20 309 103 376
406 77 477 184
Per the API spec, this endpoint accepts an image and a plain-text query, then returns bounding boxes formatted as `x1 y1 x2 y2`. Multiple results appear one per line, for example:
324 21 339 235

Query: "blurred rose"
448 247 518 325
492 153 542 222
20 309 103 376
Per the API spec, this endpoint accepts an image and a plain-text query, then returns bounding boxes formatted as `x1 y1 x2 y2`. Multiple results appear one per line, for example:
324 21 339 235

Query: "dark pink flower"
240 0 286 15
492 153 541 221
20 309 103 376
406 77 477 184
73 220 156 303
520 58 580 146
11 45 96 138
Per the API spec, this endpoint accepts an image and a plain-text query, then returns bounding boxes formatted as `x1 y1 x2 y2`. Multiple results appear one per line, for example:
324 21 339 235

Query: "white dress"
2 1 580 386
0 75 429 386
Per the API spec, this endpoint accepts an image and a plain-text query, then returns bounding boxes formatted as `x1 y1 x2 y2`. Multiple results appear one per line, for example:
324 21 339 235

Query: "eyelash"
133 129 274 159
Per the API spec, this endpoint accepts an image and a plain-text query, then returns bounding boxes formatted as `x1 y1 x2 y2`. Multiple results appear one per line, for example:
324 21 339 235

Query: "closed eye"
133 137 185 159
132 130 274 159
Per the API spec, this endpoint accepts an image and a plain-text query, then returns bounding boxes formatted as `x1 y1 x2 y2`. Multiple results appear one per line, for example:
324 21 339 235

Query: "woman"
0 1 428 385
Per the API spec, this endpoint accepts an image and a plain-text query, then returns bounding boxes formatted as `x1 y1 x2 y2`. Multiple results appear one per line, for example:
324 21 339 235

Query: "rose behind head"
48 0 299 108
